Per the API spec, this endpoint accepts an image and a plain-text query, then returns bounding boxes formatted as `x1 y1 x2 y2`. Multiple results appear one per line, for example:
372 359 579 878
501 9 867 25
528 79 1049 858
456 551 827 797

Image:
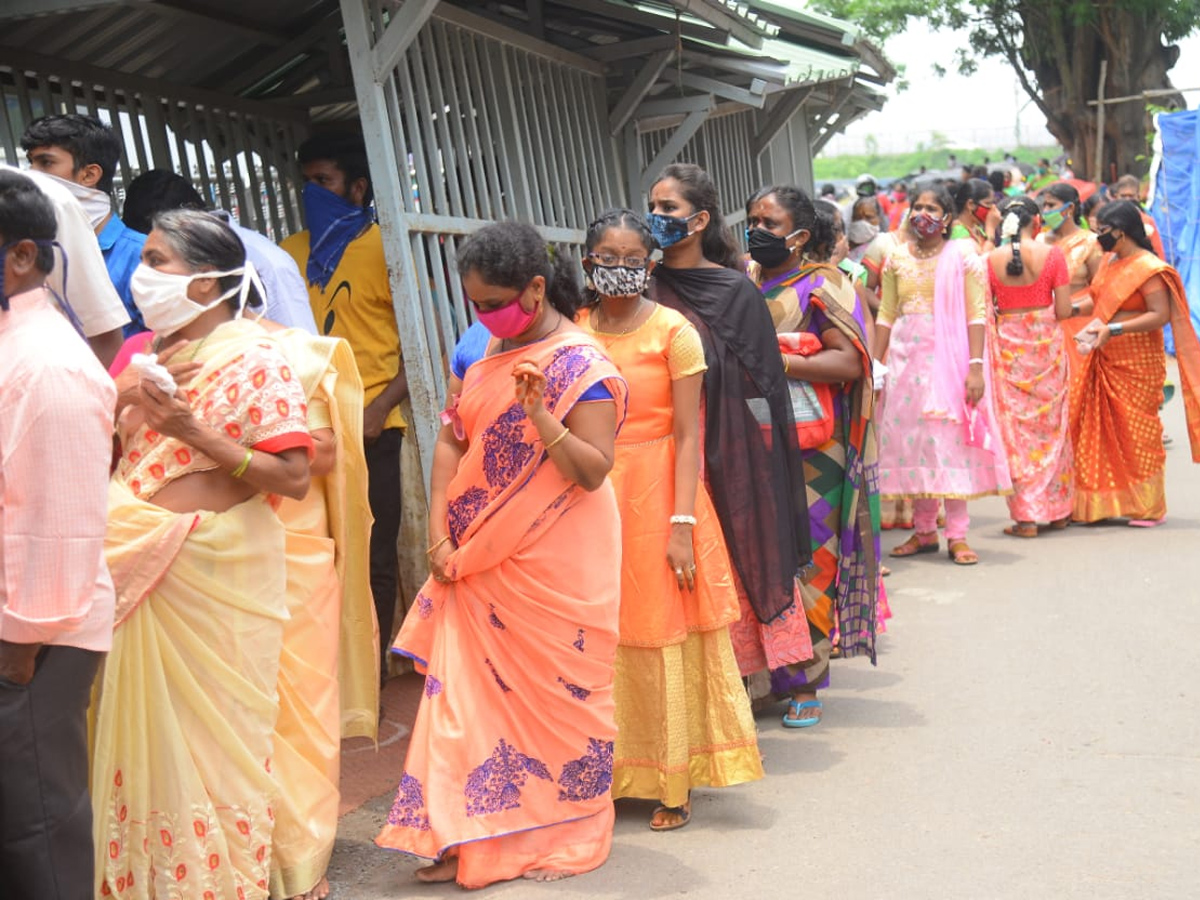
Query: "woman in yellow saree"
96 211 313 900
1070 201 1200 523
265 327 376 900
375 223 628 888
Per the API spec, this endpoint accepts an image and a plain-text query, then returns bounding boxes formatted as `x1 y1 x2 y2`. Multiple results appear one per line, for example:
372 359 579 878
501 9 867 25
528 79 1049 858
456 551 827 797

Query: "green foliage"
812 144 1063 182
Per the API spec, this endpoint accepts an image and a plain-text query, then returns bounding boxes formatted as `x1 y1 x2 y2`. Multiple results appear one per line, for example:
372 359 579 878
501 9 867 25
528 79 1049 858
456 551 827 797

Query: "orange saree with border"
1069 252 1200 521
375 330 628 889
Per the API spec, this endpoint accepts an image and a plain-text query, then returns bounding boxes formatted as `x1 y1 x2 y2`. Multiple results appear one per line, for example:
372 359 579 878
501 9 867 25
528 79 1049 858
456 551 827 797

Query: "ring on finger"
674 568 683 576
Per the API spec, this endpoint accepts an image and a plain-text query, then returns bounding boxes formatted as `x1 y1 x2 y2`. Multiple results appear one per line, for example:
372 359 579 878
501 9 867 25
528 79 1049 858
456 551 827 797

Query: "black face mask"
747 227 801 268
1097 230 1120 253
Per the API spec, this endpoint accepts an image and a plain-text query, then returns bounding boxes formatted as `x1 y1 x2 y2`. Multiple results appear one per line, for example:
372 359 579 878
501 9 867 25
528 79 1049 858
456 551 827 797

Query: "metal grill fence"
0 60 307 240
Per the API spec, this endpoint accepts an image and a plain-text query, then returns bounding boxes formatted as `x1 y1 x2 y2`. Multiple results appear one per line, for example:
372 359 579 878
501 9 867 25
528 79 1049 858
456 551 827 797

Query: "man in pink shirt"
0 169 116 898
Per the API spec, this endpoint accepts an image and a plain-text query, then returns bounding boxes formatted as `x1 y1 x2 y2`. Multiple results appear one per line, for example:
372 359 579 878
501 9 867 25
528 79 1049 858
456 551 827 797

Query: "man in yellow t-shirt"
281 134 407 673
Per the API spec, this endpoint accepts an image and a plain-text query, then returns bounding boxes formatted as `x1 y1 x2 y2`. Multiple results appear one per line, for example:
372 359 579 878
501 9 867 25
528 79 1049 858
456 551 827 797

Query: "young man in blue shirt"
22 113 147 334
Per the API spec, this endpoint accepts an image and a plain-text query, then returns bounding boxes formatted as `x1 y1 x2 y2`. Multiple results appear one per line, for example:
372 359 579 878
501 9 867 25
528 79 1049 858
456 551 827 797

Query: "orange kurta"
581 304 760 807
1069 251 1200 521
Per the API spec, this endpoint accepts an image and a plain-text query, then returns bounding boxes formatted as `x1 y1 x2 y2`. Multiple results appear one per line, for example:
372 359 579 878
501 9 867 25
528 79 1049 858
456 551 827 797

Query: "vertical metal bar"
381 71 416 213
421 230 457 364
408 29 450 216
0 85 17 166
417 25 464 218
126 95 151 176
167 102 190 183
142 97 172 170
568 70 604 213
434 21 479 220
340 0 443 493
229 115 259 229
397 55 435 217
257 120 285 241
503 45 546 222
520 52 561 223
462 32 506 219
548 62 587 226
186 105 214 207
13 69 35 134
203 109 234 214
81 81 102 121
102 88 135 189
36 73 55 118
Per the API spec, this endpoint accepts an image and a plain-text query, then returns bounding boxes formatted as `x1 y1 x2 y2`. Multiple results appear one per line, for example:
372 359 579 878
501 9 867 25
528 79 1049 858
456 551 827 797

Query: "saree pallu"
376 332 628 889
95 482 288 900
269 332 375 899
1069 254 1200 521
991 308 1074 522
754 263 882 666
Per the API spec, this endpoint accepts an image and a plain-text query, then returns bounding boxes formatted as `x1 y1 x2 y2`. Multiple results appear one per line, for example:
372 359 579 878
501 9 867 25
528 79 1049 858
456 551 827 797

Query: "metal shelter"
0 0 892 491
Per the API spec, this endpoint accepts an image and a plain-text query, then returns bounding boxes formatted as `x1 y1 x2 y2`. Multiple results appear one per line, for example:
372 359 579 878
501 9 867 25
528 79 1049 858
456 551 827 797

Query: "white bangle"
968 357 985 365
669 515 697 526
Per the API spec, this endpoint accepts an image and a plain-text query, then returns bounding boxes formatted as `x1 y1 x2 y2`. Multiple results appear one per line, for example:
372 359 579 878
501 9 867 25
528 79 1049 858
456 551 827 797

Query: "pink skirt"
992 308 1074 522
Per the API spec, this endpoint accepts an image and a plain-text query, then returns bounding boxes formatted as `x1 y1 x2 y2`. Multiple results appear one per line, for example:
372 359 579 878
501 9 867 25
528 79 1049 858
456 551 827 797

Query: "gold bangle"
782 353 791 375
426 535 451 557
544 427 570 450
230 449 253 479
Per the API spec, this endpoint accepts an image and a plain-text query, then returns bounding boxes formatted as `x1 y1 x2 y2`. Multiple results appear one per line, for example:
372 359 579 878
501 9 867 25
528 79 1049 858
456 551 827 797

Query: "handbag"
748 332 835 450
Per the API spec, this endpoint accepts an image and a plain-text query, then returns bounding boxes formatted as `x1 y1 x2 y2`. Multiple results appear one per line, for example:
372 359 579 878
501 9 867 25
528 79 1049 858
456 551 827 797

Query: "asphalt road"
329 363 1199 899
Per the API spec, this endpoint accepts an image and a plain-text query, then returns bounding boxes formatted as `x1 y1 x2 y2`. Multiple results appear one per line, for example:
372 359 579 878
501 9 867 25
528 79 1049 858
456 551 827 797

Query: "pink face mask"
909 212 945 239
473 286 538 338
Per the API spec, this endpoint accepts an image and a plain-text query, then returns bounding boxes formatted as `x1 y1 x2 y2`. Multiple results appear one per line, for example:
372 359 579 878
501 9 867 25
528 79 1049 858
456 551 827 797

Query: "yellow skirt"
612 628 763 808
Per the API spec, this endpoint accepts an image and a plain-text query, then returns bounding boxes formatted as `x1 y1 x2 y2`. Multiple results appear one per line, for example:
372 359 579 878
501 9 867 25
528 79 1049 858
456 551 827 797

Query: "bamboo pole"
1093 59 1107 186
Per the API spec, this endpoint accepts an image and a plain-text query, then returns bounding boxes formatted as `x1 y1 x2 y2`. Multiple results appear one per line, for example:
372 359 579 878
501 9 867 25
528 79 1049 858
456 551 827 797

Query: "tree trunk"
1015 3 1183 181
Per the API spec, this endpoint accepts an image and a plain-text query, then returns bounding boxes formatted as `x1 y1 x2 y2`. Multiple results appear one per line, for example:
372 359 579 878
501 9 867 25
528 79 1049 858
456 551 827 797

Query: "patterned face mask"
589 264 648 298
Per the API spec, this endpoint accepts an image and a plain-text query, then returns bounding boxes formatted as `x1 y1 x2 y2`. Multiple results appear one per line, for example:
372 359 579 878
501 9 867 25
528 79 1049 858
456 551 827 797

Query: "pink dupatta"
926 240 1006 459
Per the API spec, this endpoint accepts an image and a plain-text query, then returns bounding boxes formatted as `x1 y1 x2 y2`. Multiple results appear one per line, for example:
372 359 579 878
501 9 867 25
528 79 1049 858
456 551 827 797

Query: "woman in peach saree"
375 223 627 888
95 211 313 899
1070 201 1200 524
267 327 376 900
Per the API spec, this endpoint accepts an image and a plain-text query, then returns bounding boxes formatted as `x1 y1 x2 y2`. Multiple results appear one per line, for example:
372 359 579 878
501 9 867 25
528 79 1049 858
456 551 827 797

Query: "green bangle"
230 449 253 479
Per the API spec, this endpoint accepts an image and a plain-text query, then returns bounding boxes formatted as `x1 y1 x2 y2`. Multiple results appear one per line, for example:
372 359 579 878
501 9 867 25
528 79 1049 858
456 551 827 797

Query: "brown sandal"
947 540 978 565
890 532 939 557
1003 523 1038 538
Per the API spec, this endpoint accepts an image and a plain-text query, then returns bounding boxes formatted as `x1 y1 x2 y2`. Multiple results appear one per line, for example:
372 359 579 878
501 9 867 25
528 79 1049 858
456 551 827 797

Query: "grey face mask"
847 220 879 245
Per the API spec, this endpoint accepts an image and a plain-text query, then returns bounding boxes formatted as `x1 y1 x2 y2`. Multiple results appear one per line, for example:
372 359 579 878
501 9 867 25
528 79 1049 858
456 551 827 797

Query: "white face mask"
42 172 112 230
847 220 880 245
130 263 252 336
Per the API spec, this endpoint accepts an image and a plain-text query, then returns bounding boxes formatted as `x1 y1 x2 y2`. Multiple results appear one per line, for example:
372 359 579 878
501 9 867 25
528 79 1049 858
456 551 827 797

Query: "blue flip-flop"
782 699 822 728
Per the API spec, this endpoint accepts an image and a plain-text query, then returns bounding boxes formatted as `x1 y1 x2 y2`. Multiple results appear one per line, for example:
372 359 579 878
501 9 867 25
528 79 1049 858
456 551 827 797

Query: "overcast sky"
828 19 1200 156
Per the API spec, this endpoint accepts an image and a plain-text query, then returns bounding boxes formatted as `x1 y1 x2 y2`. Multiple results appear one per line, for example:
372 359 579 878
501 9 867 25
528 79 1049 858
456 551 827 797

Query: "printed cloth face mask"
909 213 945 239
1042 203 1071 232
590 264 649 298
647 211 699 250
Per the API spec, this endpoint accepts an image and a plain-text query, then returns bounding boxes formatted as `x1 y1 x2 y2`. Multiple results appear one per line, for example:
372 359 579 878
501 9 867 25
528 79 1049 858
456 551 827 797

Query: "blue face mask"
301 181 374 291
647 211 699 250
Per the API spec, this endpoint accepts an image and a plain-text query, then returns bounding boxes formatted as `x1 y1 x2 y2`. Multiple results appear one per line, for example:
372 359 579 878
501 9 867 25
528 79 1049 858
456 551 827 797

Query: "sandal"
1047 517 1071 531
890 533 939 558
782 698 822 728
649 798 691 832
1003 523 1038 538
947 540 978 565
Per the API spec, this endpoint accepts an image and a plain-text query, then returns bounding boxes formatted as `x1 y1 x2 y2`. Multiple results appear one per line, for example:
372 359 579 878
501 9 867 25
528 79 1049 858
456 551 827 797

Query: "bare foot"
292 877 330 900
415 857 459 883
523 869 575 882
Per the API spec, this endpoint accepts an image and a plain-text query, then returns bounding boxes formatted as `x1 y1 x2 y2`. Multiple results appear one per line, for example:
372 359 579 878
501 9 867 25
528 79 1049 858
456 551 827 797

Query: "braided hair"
997 195 1040 276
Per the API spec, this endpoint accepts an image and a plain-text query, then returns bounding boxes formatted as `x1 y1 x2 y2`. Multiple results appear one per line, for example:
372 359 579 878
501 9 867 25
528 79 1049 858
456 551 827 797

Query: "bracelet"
544 427 570 450
1108 321 1124 337
230 448 253 479
968 357 985 366
782 353 791 375
426 535 451 557
669 514 697 526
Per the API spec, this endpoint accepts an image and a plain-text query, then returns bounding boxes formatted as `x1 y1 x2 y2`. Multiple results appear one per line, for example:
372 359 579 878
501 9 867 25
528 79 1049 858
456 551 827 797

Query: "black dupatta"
650 265 811 624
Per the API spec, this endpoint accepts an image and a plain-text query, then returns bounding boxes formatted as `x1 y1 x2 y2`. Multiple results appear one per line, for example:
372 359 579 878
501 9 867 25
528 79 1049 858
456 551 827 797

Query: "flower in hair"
1001 212 1021 241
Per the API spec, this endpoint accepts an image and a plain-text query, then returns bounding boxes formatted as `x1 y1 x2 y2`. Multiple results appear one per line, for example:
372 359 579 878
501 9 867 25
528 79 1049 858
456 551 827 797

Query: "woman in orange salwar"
1070 201 1200 524
266 327 376 900
579 209 760 832
96 211 313 900
375 223 627 888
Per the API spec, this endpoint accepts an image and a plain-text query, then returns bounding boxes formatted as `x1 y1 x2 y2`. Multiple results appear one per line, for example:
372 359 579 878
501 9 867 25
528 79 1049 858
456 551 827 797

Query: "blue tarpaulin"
1150 109 1200 354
